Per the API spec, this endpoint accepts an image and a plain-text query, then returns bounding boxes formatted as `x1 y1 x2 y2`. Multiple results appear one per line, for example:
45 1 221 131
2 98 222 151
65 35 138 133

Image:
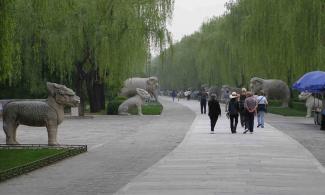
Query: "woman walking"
243 91 257 134
239 88 247 129
257 91 268 128
208 94 221 134
227 92 240 133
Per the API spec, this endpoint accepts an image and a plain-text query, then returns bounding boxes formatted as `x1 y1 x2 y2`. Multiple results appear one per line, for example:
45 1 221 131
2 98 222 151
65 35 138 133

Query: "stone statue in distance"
298 92 323 117
2 82 80 145
118 88 151 115
120 77 159 101
250 77 290 107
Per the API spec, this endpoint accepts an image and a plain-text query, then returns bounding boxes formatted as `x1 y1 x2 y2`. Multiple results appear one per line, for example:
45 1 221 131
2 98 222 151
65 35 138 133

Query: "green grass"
0 149 67 171
129 102 163 115
267 107 306 117
267 100 307 117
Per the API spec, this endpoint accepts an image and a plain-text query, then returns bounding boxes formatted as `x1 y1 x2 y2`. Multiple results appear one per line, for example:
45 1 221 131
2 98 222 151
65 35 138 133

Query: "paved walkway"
116 98 325 195
0 97 195 195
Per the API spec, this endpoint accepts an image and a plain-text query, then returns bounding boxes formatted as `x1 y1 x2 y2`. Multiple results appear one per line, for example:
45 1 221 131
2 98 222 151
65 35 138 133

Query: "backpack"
228 100 238 115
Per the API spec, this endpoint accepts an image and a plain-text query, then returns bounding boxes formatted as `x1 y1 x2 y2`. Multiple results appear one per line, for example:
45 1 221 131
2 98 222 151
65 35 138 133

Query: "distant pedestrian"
171 90 177 102
243 91 257 134
177 91 182 101
256 91 268 128
208 94 221 134
227 92 240 133
199 89 208 114
238 88 247 129
184 90 191 100
223 90 230 104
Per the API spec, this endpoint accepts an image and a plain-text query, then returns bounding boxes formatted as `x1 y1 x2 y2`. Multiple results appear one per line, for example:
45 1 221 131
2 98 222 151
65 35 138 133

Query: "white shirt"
257 96 268 104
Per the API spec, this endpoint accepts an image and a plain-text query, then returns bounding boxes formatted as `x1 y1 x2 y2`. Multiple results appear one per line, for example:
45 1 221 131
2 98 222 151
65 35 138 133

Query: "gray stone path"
0 97 195 195
116 98 325 195
266 113 325 166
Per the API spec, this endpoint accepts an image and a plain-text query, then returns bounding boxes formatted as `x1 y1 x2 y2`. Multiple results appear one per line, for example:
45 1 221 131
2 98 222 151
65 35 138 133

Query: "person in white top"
256 91 268 128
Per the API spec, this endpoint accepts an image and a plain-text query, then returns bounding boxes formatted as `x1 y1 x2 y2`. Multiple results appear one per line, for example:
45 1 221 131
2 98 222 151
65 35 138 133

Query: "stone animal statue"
120 77 159 101
208 86 221 100
220 85 241 103
118 88 151 115
2 82 80 145
250 77 290 107
298 92 323 117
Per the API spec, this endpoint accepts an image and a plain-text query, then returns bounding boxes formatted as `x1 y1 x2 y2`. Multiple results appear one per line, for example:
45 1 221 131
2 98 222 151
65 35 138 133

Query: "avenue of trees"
0 0 174 114
153 0 325 90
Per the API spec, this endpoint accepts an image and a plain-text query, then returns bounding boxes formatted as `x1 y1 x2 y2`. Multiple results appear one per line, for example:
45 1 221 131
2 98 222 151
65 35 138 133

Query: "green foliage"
0 0 174 98
0 149 66 171
129 102 163 115
153 0 325 90
106 96 127 115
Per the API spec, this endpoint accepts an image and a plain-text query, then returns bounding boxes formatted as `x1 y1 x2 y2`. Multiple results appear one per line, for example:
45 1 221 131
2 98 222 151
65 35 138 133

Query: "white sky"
168 0 229 42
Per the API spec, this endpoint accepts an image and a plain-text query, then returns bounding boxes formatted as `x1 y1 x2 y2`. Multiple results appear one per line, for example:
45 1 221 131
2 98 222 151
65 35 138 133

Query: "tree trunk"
85 69 105 113
75 62 86 116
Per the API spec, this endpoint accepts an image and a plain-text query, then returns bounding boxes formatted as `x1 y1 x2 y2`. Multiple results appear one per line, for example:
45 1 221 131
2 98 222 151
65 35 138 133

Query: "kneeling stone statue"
118 88 151 115
2 82 80 145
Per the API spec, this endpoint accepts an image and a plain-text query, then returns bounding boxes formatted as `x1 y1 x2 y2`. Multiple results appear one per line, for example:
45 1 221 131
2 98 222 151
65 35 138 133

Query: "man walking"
208 94 221 134
200 89 208 114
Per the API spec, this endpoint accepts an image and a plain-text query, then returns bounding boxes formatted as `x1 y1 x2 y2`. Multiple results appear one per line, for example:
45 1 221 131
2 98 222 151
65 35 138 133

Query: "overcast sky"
168 0 229 42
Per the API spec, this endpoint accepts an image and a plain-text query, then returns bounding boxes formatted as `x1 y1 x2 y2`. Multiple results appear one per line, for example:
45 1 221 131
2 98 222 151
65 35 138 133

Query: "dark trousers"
230 114 238 133
200 100 207 114
246 112 255 132
321 114 325 130
239 111 246 128
210 116 218 131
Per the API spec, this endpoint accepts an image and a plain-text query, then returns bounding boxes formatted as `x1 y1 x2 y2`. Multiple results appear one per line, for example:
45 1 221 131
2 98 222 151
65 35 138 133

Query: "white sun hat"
229 92 238 99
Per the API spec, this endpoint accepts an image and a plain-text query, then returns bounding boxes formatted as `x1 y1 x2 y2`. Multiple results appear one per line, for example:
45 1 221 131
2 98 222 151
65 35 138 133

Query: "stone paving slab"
116 98 325 195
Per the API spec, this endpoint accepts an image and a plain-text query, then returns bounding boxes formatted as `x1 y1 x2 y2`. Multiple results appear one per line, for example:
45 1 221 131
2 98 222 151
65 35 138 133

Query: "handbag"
257 96 267 112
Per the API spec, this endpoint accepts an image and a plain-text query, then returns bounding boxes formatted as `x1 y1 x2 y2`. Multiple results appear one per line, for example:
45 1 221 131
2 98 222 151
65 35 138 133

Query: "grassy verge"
129 102 163 115
267 107 306 117
0 148 67 171
267 100 306 117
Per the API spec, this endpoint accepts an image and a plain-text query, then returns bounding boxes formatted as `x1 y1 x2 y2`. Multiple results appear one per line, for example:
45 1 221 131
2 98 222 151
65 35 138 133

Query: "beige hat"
241 88 247 92
229 92 238 99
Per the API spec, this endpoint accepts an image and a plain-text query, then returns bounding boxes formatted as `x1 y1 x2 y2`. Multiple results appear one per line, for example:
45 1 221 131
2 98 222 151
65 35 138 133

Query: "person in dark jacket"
227 92 240 133
208 93 221 134
200 89 208 114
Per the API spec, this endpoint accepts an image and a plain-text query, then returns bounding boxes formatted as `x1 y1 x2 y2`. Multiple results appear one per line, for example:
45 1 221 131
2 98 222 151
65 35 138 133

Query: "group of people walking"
203 88 268 134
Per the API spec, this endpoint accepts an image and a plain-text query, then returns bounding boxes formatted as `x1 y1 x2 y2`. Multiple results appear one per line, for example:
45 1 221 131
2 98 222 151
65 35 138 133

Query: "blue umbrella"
292 71 325 93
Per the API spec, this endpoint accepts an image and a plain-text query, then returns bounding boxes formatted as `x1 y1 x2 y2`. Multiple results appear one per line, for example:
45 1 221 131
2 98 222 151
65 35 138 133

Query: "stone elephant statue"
120 77 159 101
2 82 80 145
250 77 290 107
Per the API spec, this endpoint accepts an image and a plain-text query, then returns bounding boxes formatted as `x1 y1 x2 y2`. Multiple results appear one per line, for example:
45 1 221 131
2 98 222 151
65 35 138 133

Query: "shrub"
129 102 163 115
107 96 127 115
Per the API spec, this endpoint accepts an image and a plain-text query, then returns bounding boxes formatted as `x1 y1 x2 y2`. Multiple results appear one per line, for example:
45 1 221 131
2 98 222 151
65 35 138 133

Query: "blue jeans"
257 111 265 127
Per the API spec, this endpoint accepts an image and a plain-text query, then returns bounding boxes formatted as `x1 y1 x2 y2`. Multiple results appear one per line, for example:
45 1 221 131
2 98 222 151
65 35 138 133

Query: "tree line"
0 0 174 114
152 0 325 91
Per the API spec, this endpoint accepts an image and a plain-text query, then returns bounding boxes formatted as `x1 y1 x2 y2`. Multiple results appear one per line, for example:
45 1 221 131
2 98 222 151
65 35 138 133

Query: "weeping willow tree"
0 0 174 114
0 0 18 83
153 0 324 91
